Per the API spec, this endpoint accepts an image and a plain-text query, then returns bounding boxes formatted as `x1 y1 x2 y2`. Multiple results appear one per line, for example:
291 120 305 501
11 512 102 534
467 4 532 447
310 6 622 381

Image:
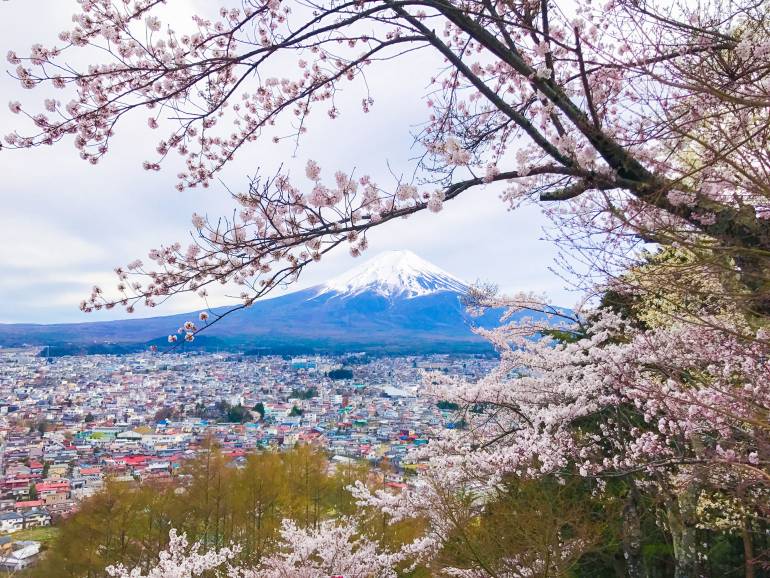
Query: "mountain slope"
317 250 468 298
0 251 546 354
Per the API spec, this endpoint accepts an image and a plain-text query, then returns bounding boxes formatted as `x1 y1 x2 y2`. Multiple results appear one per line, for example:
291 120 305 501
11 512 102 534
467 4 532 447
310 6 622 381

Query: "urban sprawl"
0 348 495 571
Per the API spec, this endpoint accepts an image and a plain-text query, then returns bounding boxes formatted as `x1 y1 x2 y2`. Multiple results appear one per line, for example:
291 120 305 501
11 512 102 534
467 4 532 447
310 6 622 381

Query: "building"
0 511 23 533
0 540 42 571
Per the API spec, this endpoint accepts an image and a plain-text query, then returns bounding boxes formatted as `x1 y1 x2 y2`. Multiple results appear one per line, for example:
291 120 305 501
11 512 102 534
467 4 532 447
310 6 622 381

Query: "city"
0 349 495 571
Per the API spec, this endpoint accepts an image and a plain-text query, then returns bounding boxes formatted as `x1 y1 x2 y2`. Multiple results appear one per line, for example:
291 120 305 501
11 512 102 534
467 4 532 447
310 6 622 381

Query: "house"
43 492 68 506
45 499 77 518
0 512 23 533
0 541 42 571
22 509 51 529
5 465 30 477
47 463 69 478
2 476 35 497
35 481 70 498
78 466 102 478
116 430 143 441
14 500 44 510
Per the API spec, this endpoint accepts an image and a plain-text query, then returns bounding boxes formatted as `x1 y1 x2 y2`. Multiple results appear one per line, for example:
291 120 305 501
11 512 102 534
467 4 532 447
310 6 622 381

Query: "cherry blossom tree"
252 518 413 577
105 529 242 578
350 279 770 577
5 0 770 322
107 521 415 578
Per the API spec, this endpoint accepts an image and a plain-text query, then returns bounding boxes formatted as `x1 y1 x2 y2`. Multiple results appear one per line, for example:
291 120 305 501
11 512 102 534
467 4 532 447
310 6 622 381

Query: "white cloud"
0 0 570 324
0 213 109 267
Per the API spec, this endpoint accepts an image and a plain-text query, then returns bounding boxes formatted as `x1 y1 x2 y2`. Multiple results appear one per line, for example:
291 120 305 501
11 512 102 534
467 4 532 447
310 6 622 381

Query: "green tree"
226 404 251 423
436 400 460 411
288 406 303 417
328 368 353 380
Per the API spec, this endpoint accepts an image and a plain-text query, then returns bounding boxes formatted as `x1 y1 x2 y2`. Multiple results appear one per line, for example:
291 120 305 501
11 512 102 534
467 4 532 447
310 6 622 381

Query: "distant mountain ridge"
0 250 550 355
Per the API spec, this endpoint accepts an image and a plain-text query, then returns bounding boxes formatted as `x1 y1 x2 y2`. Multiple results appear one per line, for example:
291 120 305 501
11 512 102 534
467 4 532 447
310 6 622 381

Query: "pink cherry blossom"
7 7 770 572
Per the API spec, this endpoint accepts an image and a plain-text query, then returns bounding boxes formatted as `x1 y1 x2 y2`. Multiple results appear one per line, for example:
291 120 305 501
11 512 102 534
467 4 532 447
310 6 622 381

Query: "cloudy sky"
0 0 573 324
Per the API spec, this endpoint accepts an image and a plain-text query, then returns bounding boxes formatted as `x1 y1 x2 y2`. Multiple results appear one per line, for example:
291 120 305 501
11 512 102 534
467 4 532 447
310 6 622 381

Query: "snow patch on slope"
317 250 468 299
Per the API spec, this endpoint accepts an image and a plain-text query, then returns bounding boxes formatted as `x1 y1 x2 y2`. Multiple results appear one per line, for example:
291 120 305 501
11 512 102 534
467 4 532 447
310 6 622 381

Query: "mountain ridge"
0 251 543 355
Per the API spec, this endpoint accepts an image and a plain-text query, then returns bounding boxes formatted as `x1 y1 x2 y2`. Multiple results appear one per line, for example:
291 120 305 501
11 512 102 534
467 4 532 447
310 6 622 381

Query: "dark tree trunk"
742 517 756 578
665 483 701 578
622 484 645 578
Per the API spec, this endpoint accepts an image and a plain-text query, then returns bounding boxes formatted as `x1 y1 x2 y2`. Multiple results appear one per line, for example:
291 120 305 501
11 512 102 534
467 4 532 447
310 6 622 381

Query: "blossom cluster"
106 520 412 578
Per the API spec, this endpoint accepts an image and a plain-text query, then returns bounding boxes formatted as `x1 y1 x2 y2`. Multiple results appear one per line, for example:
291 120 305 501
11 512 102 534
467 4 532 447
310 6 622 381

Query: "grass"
3 526 60 545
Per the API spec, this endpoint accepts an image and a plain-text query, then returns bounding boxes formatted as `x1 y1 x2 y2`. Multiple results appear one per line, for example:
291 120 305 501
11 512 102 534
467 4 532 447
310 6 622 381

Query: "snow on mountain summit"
317 250 468 299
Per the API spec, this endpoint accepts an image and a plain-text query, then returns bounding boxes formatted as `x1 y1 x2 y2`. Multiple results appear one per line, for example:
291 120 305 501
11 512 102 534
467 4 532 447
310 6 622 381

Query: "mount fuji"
318 250 468 299
0 251 536 355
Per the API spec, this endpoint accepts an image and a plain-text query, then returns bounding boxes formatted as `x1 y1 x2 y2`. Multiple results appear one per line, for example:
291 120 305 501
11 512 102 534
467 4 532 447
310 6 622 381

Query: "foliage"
290 387 318 400
209 401 253 423
289 405 304 417
435 476 619 577
32 446 371 577
436 401 460 411
225 403 252 424
35 420 49 436
152 407 174 423
328 369 354 381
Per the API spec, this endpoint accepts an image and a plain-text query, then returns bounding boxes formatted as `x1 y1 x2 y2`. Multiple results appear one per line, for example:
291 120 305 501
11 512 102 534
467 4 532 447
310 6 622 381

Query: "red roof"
15 500 44 508
5 473 35 481
123 455 150 466
36 482 70 492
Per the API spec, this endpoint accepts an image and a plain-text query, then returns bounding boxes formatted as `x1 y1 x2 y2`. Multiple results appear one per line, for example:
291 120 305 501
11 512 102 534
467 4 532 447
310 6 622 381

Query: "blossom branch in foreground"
6 0 770 316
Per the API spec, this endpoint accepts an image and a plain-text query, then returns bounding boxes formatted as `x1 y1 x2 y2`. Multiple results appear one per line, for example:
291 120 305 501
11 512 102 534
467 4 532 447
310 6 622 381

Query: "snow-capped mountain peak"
317 250 468 299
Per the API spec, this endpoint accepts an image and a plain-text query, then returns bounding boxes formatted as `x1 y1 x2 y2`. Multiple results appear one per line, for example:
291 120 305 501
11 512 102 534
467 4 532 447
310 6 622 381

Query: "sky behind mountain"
0 0 574 323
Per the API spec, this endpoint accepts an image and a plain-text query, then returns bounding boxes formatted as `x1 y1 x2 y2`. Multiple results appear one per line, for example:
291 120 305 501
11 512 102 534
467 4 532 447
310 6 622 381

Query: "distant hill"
0 250 558 355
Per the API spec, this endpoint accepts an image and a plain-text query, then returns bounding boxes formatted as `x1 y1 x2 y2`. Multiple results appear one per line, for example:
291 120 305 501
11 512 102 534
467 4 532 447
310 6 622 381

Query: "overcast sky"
0 0 574 324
